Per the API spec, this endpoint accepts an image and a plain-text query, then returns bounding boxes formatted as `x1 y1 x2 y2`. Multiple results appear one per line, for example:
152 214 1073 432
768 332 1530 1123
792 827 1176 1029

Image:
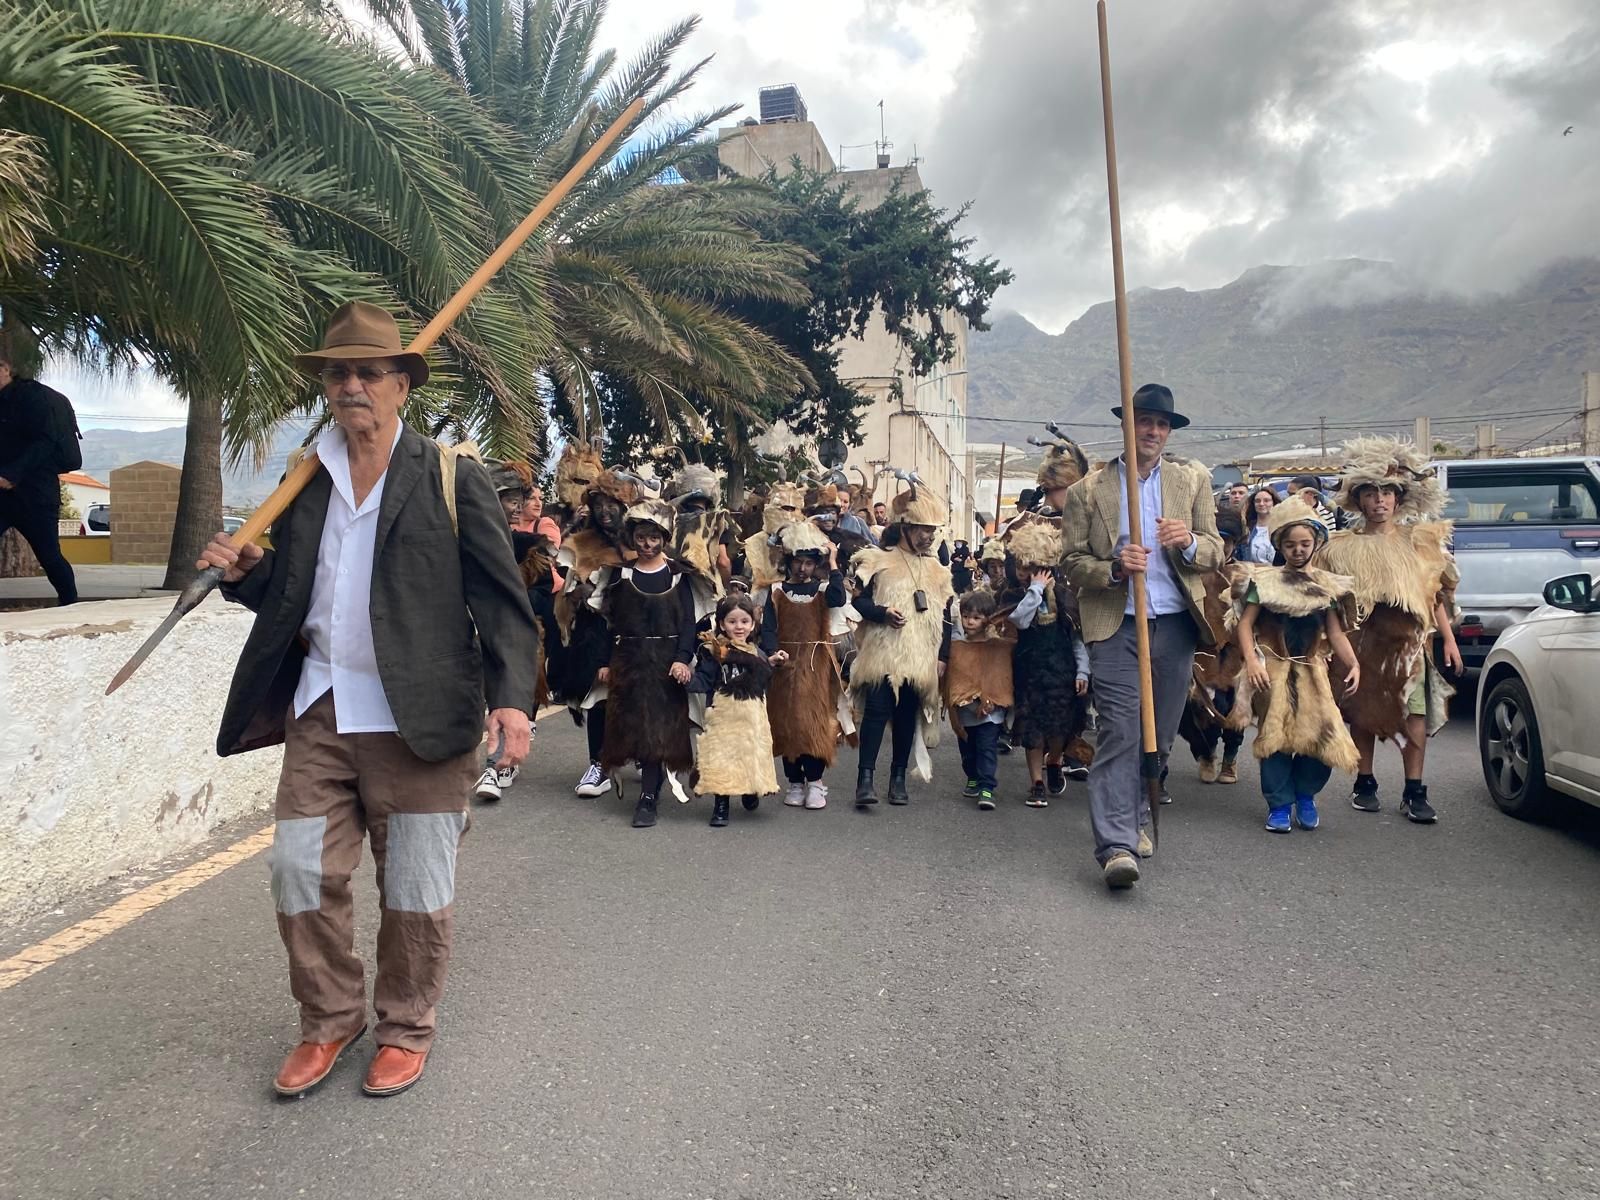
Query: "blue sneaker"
1265 805 1292 833
962 778 980 799
1294 795 1320 830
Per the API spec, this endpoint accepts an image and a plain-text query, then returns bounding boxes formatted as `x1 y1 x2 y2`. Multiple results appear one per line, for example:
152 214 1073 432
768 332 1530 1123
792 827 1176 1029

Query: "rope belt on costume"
778 638 838 673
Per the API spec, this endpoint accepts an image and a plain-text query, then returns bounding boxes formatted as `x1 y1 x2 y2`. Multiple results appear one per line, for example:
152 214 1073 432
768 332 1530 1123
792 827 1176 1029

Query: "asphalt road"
3 700 1598 1200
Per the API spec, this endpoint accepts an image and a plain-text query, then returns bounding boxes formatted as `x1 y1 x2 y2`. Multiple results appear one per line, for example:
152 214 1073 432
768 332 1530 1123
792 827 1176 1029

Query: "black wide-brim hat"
1111 382 1190 430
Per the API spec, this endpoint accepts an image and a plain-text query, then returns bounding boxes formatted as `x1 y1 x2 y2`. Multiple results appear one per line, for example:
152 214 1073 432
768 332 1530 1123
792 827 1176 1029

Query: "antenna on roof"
876 100 893 168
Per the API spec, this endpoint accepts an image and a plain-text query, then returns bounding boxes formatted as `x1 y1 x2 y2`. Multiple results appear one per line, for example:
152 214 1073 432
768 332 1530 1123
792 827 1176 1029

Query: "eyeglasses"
317 365 407 387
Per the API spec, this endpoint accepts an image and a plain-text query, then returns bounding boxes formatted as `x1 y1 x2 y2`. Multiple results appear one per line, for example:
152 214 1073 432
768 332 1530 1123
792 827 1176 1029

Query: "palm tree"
1 0 555 586
353 0 814 461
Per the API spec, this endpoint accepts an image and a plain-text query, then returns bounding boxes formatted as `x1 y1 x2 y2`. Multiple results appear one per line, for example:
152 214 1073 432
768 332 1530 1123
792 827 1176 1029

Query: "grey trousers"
1087 613 1200 863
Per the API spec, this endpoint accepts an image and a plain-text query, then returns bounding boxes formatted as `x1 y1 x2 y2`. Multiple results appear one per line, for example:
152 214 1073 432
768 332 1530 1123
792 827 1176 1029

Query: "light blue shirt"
1115 458 1197 617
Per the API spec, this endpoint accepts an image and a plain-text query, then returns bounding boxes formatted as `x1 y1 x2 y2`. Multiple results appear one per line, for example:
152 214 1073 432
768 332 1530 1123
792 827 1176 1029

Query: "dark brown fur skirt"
600 637 693 770
1340 604 1420 740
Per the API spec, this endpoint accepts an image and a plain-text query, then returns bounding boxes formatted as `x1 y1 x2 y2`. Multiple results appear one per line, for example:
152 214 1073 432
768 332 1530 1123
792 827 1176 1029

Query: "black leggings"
857 681 920 774
783 755 826 783
0 493 77 604
584 701 607 762
640 761 664 799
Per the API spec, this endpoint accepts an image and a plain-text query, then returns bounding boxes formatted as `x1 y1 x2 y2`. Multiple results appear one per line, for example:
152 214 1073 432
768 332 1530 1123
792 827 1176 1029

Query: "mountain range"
80 423 311 508
967 258 1600 460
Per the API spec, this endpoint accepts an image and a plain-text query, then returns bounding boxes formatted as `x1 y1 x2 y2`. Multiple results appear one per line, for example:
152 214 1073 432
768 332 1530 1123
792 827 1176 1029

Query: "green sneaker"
961 778 980 799
977 790 996 811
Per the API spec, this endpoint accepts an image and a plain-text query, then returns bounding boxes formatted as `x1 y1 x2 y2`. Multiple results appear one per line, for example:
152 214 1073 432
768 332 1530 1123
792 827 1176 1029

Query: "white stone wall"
1 597 281 924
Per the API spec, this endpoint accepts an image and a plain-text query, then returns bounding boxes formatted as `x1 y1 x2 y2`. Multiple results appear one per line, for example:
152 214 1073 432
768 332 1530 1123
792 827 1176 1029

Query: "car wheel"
1479 675 1554 820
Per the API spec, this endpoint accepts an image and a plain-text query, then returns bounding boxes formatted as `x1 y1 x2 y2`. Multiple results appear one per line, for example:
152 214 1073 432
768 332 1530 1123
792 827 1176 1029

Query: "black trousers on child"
958 722 1000 791
584 701 607 762
857 681 920 774
783 755 826 783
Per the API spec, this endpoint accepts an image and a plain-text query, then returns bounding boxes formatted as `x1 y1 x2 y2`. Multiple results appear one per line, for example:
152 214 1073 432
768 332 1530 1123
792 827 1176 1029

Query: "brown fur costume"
1317 521 1455 739
768 588 843 765
741 482 806 589
942 631 1016 740
554 441 604 511
694 638 780 797
598 570 693 772
1226 565 1360 772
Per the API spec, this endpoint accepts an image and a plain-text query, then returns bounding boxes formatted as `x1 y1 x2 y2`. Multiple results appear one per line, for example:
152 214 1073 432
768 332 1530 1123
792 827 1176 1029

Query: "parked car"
80 502 111 537
223 515 245 536
1432 456 1600 670
1477 572 1600 819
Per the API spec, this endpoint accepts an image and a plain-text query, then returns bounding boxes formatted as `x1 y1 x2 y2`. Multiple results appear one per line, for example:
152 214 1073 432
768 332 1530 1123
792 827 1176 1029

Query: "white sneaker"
783 782 806 807
575 762 611 797
804 781 828 810
474 766 503 801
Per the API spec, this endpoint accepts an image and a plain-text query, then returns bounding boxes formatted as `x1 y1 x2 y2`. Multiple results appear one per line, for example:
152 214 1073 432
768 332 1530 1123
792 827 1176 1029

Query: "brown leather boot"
273 1025 365 1097
363 1045 429 1097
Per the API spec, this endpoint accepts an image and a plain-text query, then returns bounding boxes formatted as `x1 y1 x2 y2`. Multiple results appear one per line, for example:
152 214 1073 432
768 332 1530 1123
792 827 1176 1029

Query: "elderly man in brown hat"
197 301 538 1098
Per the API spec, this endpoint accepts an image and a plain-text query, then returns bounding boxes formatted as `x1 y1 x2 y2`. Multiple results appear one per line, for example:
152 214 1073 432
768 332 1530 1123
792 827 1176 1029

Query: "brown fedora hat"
293 300 430 388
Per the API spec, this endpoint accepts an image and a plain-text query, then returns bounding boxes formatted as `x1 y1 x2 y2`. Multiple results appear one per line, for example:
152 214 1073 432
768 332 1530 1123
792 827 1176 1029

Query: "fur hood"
1336 436 1445 522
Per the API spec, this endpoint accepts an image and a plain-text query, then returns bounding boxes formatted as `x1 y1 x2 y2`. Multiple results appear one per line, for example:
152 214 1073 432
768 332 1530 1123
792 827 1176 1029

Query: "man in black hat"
1061 383 1223 889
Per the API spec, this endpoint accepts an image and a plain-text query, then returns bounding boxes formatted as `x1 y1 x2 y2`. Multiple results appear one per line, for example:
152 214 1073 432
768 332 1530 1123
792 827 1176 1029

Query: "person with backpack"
0 347 80 605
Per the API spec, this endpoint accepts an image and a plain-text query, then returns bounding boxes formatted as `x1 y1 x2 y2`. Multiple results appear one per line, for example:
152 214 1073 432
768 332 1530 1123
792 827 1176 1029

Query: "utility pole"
1318 414 1327 458
1584 372 1600 456
1475 423 1497 459
1414 415 1431 455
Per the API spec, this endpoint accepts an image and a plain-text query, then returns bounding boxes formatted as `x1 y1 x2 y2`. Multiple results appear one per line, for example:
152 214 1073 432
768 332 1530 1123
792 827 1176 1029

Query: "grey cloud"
923 0 1600 328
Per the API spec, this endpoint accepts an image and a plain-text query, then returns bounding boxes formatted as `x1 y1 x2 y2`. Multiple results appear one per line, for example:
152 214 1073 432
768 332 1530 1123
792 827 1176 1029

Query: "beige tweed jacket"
1060 456 1224 646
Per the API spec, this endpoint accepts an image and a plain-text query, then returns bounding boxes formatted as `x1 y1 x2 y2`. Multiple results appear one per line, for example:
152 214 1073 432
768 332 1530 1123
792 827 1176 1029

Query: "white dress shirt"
1114 458 1198 617
293 421 405 733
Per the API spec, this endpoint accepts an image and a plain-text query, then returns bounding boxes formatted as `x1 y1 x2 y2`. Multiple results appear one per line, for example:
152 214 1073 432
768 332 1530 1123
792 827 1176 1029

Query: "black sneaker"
1401 786 1437 823
1025 782 1049 809
1045 764 1066 796
1064 763 1089 782
997 732 1013 755
1350 775 1380 813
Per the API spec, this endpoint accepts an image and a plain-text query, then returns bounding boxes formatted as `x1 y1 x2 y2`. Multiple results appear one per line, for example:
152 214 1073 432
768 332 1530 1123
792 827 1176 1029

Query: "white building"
717 88 975 536
58 471 109 517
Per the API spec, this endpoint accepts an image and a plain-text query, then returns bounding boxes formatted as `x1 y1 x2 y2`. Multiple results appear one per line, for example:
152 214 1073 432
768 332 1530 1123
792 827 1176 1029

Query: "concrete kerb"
1 596 282 925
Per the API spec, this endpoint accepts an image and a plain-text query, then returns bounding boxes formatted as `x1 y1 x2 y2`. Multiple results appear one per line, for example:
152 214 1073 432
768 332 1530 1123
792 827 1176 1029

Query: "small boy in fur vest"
1229 498 1362 833
943 589 1016 810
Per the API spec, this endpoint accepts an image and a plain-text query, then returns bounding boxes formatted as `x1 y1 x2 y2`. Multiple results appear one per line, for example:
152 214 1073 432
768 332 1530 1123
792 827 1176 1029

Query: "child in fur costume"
593 498 699 829
1316 437 1463 823
944 589 1016 810
1005 519 1091 806
1180 505 1248 785
849 482 956 808
740 482 807 597
762 521 850 810
1229 498 1362 833
549 467 641 798
689 594 787 827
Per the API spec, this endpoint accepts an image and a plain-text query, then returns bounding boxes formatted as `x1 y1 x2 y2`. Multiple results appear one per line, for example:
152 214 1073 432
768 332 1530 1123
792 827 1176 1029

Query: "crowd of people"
194 305 1462 1097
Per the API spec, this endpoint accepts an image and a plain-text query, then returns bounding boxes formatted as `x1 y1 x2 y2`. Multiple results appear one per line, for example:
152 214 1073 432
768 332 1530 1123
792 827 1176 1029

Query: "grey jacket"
215 424 538 762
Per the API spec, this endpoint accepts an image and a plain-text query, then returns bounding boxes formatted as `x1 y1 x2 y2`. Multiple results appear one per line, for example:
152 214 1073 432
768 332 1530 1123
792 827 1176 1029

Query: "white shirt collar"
315 419 404 515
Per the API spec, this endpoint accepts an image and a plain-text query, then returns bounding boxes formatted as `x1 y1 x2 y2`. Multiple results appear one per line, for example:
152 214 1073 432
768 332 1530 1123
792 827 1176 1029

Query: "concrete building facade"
716 97 974 537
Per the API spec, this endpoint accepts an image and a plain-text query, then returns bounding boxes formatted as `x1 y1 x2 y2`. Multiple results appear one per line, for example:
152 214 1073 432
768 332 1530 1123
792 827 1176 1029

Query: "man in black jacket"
196 302 538 1099
0 351 77 604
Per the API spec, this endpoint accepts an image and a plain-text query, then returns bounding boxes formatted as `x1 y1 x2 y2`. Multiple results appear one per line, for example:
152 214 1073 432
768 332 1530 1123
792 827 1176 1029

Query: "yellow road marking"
2 707 563 991
0 825 274 992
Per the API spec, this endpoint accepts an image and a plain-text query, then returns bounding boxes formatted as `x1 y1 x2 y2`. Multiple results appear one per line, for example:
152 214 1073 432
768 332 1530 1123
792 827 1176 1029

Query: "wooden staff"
1097 0 1161 844
105 96 649 695
993 441 1007 534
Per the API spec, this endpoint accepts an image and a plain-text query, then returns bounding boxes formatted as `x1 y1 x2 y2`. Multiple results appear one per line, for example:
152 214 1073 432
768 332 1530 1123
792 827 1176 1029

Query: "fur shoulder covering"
1231 565 1354 623
700 638 774 701
852 547 954 595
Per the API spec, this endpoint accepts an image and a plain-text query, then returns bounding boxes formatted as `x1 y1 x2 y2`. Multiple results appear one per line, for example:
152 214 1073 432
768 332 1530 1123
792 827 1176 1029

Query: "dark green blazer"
216 424 538 762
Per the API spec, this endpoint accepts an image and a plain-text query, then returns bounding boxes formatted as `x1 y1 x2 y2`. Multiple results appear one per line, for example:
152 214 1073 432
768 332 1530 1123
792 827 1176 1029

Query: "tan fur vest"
850 547 954 714
943 635 1015 739
1227 565 1359 772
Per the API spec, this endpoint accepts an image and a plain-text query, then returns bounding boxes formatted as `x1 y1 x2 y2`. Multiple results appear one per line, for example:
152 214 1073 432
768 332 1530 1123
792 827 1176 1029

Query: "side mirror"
1542 573 1596 613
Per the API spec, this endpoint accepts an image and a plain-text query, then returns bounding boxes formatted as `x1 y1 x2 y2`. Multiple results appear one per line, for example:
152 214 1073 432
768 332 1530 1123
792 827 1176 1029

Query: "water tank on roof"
759 84 808 124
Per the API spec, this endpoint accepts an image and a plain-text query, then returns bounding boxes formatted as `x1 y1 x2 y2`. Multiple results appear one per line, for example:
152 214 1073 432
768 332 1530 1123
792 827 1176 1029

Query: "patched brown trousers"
271 695 477 1052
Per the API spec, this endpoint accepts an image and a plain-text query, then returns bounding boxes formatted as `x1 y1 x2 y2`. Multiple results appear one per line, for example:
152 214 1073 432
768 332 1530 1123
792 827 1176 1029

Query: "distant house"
59 471 110 517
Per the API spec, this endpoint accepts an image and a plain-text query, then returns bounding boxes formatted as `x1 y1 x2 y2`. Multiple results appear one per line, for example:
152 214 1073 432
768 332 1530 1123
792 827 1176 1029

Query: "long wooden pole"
993 441 1008 534
1097 0 1162 844
106 96 649 695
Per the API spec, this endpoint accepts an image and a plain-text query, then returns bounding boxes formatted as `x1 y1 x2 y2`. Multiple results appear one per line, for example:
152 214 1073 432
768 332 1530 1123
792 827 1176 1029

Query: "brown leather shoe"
363 1045 428 1097
273 1025 365 1097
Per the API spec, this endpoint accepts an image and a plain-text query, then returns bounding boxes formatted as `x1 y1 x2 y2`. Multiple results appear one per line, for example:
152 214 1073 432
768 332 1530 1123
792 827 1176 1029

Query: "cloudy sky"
62 0 1599 427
